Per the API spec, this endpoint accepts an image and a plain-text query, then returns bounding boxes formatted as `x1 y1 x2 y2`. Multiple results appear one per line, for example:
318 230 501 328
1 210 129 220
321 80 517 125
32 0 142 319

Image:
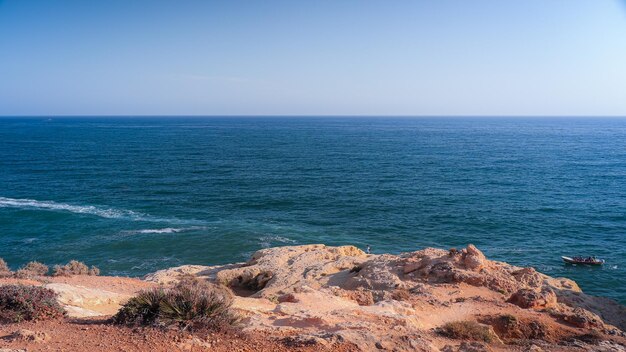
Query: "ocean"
0 117 624 303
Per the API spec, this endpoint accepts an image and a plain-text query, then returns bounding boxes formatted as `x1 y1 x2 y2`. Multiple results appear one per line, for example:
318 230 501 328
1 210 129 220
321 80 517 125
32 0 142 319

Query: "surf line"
0 196 204 225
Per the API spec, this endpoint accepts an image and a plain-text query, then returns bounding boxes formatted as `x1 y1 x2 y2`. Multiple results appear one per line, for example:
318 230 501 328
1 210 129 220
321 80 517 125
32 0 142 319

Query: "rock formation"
1 244 624 351
144 244 626 351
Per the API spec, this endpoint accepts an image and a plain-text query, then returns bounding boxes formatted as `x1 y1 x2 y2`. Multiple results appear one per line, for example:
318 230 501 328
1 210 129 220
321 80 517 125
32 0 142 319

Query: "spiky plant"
114 277 238 331
114 288 166 326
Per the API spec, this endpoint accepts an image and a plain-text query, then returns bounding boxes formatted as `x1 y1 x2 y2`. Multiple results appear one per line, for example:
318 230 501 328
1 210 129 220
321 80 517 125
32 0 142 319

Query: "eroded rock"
462 245 487 270
144 244 626 351
507 288 557 310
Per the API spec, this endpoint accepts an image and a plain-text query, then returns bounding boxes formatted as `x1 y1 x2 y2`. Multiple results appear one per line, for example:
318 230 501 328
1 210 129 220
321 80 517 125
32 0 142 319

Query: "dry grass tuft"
438 320 499 343
15 261 49 278
0 258 12 277
53 260 100 276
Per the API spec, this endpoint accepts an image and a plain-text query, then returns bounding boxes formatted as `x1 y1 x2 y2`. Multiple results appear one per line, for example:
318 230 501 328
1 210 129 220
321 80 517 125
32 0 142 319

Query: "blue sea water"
0 117 625 303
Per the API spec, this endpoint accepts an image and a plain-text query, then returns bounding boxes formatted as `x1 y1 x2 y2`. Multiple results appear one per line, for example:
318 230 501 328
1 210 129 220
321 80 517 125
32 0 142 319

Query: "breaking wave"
121 226 206 235
0 197 200 224
258 235 297 248
0 196 144 219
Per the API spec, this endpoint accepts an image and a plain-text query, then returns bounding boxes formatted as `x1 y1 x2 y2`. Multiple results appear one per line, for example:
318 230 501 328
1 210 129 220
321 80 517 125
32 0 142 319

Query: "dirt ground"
0 316 359 352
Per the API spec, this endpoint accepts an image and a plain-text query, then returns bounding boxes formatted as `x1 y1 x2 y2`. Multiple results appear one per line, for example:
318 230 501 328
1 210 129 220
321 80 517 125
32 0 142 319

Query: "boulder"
561 308 604 329
507 288 557 309
462 245 487 270
511 267 543 288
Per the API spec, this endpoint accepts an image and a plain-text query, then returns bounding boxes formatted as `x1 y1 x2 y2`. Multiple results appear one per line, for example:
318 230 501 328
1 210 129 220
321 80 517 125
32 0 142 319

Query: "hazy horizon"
3 115 626 118
1 0 626 116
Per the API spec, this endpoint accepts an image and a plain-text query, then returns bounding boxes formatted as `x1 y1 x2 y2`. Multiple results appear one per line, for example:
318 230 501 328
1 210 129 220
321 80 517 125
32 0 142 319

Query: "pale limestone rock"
45 283 132 317
217 245 366 297
462 244 487 270
344 254 408 291
143 263 243 285
63 305 105 317
143 243 626 350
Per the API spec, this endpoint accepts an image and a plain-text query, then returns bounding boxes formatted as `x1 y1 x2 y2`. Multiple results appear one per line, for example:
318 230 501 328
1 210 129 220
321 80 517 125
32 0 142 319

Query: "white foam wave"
259 235 296 244
122 226 205 235
258 235 297 248
0 196 200 225
0 197 144 219
137 228 183 234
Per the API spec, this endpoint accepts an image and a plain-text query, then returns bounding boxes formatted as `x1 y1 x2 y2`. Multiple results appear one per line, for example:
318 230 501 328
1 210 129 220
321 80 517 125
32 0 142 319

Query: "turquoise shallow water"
0 117 624 303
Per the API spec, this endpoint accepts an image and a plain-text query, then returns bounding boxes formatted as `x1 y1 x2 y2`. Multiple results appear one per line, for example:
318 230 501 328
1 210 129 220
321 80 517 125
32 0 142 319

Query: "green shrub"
0 258 12 277
0 285 66 323
438 320 499 343
115 287 166 326
53 260 99 276
114 277 238 331
15 261 49 278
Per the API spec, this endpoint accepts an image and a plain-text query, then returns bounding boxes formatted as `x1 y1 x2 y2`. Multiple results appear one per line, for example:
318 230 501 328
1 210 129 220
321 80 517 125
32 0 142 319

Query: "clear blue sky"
1 0 625 116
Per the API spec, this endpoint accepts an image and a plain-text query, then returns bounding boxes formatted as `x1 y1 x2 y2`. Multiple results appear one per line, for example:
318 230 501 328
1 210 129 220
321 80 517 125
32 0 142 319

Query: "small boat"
561 256 605 266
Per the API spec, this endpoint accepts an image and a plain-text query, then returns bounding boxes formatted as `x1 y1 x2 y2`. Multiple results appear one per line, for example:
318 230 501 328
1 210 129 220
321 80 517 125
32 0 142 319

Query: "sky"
0 0 626 116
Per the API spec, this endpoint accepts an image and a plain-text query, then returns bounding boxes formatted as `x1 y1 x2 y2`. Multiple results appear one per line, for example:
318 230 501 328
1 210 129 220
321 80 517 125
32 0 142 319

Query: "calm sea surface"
0 117 624 303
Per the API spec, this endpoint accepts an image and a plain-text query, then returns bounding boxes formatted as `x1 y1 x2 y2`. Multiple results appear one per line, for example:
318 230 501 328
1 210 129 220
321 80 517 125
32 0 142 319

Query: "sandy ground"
0 275 154 294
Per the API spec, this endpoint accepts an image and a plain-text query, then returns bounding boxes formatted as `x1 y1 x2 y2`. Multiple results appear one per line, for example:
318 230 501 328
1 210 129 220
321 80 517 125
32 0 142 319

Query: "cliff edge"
144 244 626 351
1 244 624 352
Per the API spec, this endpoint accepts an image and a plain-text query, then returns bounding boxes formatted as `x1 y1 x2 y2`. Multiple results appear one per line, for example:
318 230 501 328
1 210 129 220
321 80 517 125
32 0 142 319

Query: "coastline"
3 118 626 305
1 244 625 351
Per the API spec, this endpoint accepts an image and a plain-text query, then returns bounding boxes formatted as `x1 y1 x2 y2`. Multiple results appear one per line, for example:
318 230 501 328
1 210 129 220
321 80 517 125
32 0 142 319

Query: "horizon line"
2 114 626 118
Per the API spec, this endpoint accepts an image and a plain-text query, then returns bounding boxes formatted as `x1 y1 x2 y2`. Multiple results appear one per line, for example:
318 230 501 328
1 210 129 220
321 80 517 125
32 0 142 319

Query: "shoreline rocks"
144 244 626 351
2 244 624 351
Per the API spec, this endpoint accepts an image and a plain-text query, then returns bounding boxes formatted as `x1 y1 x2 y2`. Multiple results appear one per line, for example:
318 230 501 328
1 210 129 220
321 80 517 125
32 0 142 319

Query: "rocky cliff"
2 244 625 352
144 244 626 351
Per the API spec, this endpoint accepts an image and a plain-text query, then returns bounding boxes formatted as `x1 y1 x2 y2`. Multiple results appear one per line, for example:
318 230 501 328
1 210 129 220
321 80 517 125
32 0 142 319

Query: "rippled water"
0 117 624 303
